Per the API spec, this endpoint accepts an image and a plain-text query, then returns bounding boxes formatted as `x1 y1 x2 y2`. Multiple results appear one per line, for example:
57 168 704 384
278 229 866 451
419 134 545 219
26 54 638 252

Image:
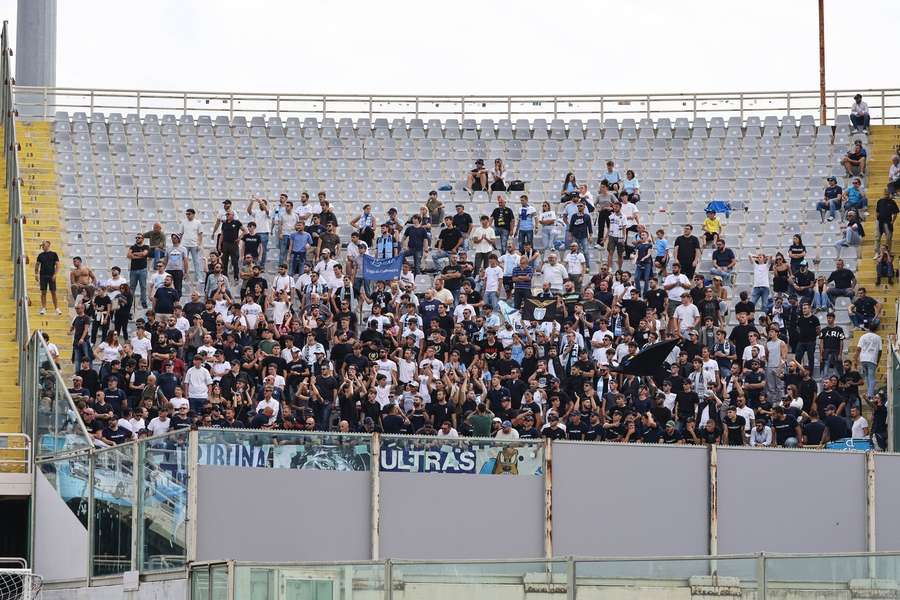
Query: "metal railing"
13 85 900 125
1 21 30 394
0 433 31 473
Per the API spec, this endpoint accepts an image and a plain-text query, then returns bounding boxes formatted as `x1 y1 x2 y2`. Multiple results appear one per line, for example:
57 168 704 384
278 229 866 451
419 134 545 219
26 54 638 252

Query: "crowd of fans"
50 109 900 451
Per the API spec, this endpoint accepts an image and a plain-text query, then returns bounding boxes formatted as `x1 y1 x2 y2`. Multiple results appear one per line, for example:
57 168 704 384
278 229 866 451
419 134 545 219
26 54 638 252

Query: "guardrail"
12 85 900 125
0 433 31 473
1 22 30 394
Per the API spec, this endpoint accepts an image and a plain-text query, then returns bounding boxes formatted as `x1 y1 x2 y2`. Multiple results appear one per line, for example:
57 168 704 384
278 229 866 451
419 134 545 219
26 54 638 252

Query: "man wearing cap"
850 94 870 133
495 419 519 440
184 354 213 414
841 140 868 178
792 260 815 305
218 210 246 280
466 158 488 192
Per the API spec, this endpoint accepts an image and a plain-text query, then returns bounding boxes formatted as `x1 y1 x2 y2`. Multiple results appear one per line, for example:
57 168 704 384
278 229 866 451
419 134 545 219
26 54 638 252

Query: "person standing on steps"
35 240 61 315
128 233 150 309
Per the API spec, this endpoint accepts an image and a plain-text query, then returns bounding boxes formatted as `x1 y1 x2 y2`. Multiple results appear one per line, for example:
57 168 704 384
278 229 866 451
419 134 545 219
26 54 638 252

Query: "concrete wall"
717 447 867 554
552 442 710 557
42 578 186 600
34 468 89 582
195 466 371 562
379 473 545 559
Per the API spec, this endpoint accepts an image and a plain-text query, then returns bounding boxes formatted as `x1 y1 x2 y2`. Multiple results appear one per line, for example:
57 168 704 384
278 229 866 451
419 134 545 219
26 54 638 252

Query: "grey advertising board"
196 466 371 562
717 448 866 554
551 442 709 557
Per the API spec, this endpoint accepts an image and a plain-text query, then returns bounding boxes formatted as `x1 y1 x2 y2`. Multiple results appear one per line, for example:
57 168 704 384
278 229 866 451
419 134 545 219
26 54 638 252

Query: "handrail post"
646 95 651 120
881 89 886 125
183 92 188 117
136 90 141 119
228 95 234 121
506 96 511 122
566 556 575 600
756 552 766 600
739 93 744 122
786 91 792 118
384 559 393 600
89 90 95 116
275 95 281 119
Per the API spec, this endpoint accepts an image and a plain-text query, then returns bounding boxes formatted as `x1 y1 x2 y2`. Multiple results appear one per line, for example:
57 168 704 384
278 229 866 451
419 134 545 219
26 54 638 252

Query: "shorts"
607 236 625 254
704 231 719 243
502 276 513 291
654 255 668 269
39 275 56 292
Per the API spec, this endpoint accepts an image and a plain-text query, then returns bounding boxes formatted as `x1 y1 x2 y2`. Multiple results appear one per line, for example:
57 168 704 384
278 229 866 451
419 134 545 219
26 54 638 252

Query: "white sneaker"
55 308 62 316
38 308 45 315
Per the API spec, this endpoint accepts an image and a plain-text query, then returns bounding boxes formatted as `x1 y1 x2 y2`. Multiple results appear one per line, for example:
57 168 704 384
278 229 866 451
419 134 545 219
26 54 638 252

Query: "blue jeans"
634 261 652 295
518 229 534 252
186 246 202 283
850 313 880 329
812 289 832 311
430 249 451 269
72 341 93 366
290 252 307 276
257 232 269 267
574 237 591 269
836 229 862 256
278 235 291 267
150 247 165 263
709 267 734 285
861 361 878 399
484 291 499 311
403 248 424 274
817 199 840 221
850 113 870 130
750 286 770 311
540 227 557 252
495 228 511 253
129 268 148 306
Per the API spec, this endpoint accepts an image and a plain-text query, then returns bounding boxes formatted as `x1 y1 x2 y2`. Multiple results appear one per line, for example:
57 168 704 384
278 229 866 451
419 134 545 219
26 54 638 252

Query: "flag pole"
818 0 827 125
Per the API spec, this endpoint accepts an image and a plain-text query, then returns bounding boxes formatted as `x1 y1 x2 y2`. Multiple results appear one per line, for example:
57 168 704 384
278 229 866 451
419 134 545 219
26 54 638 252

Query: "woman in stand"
490 158 508 193
623 169 641 202
560 172 578 201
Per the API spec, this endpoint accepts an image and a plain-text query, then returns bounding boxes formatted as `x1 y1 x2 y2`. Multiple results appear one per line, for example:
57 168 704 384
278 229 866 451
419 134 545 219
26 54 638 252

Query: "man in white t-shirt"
147 407 171 436
469 215 497 275
130 323 153 361
482 255 504 310
663 263 691 318
247 197 273 268
103 267 128 301
541 253 568 293
296 192 320 224
850 405 870 438
748 253 771 311
180 208 204 284
277 200 300 266
184 355 213 413
673 293 700 337
856 323 883 399
564 243 586 290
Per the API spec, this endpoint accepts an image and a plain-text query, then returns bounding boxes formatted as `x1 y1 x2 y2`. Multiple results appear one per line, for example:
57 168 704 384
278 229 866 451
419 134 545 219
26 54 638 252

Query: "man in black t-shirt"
432 217 462 268
219 210 246 280
673 225 701 279
771 406 801 447
825 258 856 302
241 222 262 263
801 410 828 448
35 240 61 315
795 303 820 373
722 407 746 445
128 233 151 308
849 288 881 329
490 196 515 252
819 312 845 379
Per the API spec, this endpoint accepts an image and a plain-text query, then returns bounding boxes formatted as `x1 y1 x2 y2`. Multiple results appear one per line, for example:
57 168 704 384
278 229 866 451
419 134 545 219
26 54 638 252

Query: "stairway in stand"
849 125 900 390
0 129 22 432
17 120 71 375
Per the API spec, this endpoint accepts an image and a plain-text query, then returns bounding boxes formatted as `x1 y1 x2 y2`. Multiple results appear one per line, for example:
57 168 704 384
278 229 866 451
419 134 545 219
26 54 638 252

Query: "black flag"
610 338 679 387
521 297 559 322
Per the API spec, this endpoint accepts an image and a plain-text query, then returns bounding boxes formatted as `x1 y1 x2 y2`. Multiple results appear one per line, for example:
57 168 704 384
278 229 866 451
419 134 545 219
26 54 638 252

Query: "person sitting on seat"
490 158 508 192
840 140 867 178
887 155 900 197
466 159 488 193
817 176 843 223
843 177 868 217
850 94 870 133
876 246 895 287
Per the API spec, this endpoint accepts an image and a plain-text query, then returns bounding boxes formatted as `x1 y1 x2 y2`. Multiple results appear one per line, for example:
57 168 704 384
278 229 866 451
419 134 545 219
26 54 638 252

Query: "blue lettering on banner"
198 443 272 467
362 254 403 281
379 447 477 473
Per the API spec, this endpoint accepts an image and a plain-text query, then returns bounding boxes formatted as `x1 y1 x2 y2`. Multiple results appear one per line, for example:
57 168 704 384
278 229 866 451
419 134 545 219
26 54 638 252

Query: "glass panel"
139 430 189 571
91 446 135 576
210 564 229 600
197 429 371 471
576 557 757 583
38 453 91 525
234 564 383 600
34 334 91 457
380 435 544 476
764 554 869 585
191 567 210 600
395 561 563 598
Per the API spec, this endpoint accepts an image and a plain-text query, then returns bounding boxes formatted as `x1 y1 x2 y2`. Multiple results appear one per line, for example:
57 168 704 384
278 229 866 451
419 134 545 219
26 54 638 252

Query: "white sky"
0 0 896 95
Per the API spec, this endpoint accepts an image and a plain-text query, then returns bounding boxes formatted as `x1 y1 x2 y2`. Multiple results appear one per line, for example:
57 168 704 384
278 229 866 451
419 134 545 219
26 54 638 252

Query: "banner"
362 254 403 281
273 443 371 471
379 439 543 476
521 297 559 322
198 442 273 467
825 437 874 452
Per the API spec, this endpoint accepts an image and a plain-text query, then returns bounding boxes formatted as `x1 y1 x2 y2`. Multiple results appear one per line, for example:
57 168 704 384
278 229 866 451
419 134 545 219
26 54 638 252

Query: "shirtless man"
69 256 97 301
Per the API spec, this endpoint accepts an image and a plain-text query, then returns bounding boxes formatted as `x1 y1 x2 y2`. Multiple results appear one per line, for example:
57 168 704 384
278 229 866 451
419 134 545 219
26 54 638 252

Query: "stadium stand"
40 108 895 448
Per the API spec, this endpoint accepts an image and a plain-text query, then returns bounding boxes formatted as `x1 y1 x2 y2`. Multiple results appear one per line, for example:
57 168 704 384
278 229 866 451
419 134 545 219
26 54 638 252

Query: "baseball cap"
501 420 512 428
666 420 677 428
492 417 502 423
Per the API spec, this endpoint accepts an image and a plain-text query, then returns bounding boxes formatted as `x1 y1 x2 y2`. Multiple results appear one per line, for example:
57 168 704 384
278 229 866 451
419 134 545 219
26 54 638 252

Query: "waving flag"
362 254 403 281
